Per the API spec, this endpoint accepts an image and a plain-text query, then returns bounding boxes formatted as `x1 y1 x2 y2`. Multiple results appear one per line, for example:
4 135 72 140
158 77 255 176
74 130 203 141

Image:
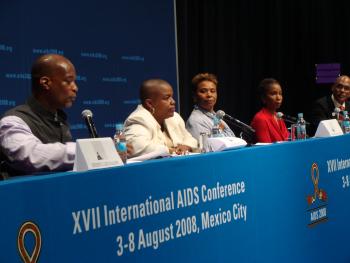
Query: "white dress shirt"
0 116 75 173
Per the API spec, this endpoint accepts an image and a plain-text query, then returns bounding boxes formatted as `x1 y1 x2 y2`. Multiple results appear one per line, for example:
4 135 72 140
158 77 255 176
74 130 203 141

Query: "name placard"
73 137 123 171
315 119 343 137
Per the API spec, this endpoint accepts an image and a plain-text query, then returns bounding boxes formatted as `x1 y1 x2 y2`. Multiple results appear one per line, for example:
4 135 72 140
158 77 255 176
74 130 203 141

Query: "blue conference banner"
0 0 178 139
0 135 350 262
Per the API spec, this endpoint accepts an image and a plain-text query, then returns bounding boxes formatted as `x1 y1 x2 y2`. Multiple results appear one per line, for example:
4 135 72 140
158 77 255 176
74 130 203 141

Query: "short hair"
31 54 72 92
191 73 218 93
139 79 170 103
258 78 280 99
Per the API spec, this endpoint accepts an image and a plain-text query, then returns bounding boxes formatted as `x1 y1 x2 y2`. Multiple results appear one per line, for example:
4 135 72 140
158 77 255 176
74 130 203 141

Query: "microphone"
276 112 295 124
216 110 255 133
332 107 341 119
276 112 297 123
81 109 99 138
277 112 310 125
334 107 341 113
215 110 225 120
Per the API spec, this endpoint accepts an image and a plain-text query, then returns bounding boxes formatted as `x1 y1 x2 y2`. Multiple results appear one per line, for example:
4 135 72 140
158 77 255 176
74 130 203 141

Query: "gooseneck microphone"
276 112 294 124
81 109 99 138
215 110 225 120
277 112 310 125
276 112 297 123
216 110 255 133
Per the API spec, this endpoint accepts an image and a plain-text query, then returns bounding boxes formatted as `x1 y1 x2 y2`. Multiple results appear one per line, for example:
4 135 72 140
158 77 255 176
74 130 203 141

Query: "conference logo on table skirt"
306 163 328 227
17 221 42 263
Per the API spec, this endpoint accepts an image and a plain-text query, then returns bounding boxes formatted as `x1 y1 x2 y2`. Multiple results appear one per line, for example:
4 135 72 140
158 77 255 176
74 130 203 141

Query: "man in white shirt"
0 54 78 178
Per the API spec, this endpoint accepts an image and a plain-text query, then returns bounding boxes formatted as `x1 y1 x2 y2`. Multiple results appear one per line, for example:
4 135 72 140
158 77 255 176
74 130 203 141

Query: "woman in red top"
251 78 289 143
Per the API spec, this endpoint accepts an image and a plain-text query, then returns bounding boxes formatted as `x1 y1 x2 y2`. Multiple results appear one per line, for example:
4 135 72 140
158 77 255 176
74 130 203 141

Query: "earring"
151 107 155 115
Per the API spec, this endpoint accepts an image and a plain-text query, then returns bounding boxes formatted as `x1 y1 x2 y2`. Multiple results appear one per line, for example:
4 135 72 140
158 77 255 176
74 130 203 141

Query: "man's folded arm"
0 116 75 173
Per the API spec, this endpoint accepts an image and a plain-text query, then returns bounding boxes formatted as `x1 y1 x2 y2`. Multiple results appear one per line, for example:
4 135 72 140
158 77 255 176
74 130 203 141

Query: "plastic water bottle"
114 123 127 163
341 111 350 134
211 116 223 137
296 113 307 140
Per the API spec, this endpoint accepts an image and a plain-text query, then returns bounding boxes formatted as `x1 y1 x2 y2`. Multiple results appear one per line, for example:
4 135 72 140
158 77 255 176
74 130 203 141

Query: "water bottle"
114 123 127 163
341 111 350 134
211 116 223 137
296 113 307 140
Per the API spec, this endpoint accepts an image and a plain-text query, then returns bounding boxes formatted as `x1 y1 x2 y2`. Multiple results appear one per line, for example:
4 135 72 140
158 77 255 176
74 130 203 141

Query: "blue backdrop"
0 0 178 139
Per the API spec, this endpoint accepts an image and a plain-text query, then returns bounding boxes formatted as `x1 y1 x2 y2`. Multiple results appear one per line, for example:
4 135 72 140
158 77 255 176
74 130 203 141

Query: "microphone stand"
281 116 311 126
224 117 256 145
281 118 295 125
84 116 99 138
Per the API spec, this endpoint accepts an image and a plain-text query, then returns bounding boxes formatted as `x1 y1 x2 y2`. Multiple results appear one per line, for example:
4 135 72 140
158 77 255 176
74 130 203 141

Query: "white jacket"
124 105 198 157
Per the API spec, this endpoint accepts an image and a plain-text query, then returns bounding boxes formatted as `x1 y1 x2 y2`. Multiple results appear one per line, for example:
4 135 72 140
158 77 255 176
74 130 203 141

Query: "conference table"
1 135 349 262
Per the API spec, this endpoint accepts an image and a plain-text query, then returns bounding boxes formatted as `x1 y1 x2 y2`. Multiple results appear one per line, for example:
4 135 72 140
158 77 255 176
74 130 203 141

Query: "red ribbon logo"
17 221 42 263
307 163 327 205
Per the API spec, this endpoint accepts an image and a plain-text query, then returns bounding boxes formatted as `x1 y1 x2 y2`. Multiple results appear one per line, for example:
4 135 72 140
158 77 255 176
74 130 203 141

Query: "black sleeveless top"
3 96 72 143
0 96 72 178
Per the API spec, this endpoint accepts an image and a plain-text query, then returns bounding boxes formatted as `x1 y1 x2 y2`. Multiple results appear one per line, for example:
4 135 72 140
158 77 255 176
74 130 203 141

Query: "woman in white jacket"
124 79 197 157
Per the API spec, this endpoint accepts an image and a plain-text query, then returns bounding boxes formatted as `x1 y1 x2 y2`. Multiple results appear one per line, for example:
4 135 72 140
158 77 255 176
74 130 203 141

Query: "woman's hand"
126 143 134 157
171 144 191 155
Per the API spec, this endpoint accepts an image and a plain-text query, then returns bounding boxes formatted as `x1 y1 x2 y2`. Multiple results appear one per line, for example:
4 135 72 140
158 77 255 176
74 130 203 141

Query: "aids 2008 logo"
306 163 328 227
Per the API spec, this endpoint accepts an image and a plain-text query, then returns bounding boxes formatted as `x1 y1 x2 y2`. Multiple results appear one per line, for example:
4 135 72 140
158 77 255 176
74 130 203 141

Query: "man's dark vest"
0 96 72 178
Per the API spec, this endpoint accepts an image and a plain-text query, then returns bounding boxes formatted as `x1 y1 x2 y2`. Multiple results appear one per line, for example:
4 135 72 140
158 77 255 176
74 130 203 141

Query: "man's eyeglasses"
335 84 350 91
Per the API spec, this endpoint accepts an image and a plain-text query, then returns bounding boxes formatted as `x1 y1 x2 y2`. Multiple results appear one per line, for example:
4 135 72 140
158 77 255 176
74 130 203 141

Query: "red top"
251 108 289 143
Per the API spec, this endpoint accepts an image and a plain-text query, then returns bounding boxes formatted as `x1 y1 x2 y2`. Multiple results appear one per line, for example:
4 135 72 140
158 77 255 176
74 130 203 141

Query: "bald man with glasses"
308 75 350 135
